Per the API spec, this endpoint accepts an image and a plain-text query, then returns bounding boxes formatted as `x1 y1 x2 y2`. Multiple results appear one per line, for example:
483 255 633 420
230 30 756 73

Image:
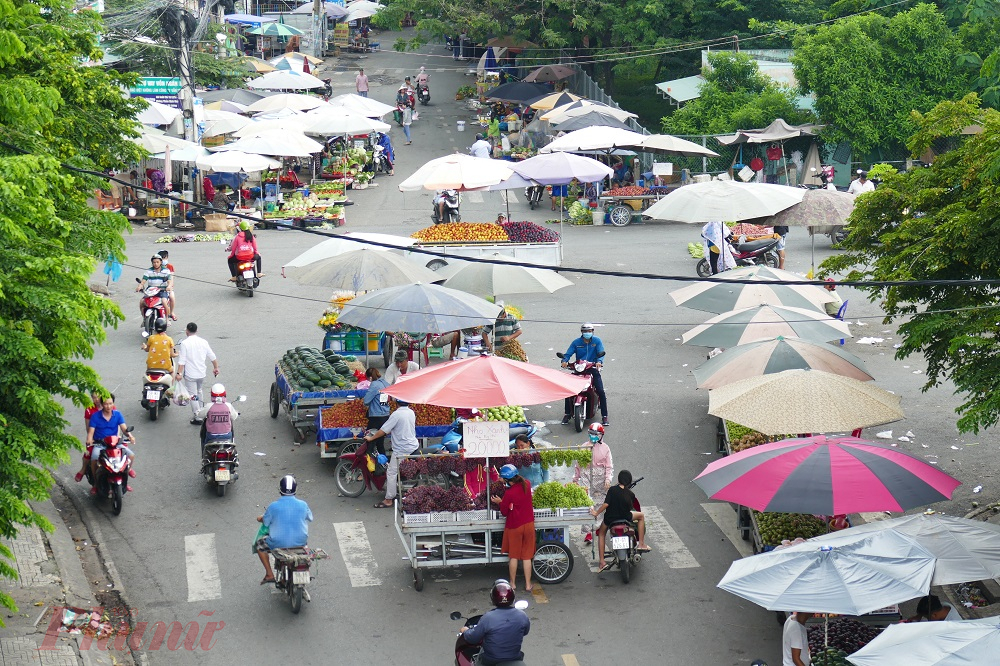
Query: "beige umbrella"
244 57 277 73
767 188 857 272
707 369 904 435
440 253 574 299
670 274 835 313
682 304 852 347
284 248 440 291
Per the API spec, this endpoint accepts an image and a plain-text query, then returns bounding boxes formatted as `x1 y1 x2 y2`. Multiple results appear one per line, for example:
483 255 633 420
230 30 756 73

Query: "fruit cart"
598 187 667 227
404 220 563 270
314 404 454 459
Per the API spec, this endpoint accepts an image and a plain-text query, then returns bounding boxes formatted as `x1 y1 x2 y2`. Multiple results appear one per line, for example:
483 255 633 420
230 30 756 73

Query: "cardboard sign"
463 421 509 458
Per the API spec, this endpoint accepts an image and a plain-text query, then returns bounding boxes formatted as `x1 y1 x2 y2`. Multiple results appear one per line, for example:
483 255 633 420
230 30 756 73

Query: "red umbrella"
693 435 961 515
302 59 311 74
383 355 590 408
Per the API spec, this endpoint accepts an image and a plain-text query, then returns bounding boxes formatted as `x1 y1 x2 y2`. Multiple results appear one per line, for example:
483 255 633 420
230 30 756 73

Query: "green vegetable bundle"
531 481 593 510
537 449 591 469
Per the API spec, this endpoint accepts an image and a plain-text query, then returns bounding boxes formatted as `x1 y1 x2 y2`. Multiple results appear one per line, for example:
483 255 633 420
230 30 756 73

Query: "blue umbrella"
484 47 497 71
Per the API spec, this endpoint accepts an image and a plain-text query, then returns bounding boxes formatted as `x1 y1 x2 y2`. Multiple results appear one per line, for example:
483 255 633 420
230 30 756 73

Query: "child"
157 250 177 320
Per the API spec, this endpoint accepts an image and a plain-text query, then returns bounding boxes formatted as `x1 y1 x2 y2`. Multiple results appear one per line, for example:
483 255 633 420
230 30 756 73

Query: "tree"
791 3 973 154
822 93 1000 433
0 0 142 623
661 52 813 135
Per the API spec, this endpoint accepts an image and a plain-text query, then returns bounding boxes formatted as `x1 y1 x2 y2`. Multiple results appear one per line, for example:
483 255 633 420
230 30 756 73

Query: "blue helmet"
499 464 518 480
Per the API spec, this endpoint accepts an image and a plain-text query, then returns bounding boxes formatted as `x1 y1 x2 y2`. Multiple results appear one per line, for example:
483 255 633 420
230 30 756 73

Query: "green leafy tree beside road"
0 0 142 623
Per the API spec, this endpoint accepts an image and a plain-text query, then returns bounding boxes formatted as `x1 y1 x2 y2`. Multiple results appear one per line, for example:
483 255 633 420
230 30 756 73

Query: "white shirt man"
469 136 491 159
847 173 875 196
367 403 419 507
384 355 419 384
175 322 219 423
782 612 813 666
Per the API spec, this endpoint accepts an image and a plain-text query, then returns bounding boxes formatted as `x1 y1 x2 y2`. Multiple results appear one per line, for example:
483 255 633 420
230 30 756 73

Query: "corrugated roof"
655 75 705 104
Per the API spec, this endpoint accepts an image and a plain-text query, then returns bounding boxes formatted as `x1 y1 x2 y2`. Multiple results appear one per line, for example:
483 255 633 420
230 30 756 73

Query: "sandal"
170 314 178 321
373 501 393 509
260 576 275 585
637 546 652 553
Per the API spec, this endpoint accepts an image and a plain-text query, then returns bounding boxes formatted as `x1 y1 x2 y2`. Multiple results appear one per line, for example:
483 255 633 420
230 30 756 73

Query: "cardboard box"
203 214 230 232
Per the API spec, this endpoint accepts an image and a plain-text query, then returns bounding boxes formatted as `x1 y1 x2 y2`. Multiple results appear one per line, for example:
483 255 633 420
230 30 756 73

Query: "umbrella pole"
811 234 816 278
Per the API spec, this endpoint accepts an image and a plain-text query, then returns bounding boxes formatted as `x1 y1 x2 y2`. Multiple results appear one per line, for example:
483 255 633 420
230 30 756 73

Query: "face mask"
582 332 593 340
589 435 600 443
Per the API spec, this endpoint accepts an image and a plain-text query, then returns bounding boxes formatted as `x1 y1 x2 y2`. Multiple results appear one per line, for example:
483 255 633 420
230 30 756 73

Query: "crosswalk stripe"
501 190 519 204
562 655 581 666
333 521 382 587
702 502 752 558
645 505 700 568
185 534 222 602
466 191 484 204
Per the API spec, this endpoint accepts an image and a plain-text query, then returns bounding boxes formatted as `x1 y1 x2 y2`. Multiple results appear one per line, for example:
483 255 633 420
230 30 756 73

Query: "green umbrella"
248 23 304 37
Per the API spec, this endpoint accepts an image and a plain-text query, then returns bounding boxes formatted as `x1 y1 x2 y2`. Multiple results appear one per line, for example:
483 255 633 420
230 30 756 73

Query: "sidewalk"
0 494 113 666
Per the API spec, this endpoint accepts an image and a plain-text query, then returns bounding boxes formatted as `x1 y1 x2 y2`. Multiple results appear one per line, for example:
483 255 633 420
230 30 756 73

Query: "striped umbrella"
247 22 304 37
670 276 836 313
682 305 851 347
693 336 873 389
693 435 960 515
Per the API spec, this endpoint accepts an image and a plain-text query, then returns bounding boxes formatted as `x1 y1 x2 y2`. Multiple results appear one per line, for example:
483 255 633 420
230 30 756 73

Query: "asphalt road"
58 31 997 666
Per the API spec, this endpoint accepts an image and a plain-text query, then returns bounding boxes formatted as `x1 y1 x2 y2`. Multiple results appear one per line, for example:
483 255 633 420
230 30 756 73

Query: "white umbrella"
157 144 209 163
216 130 324 157
202 109 252 137
540 126 719 157
325 94 395 119
645 181 806 223
338 282 501 333
247 70 326 91
303 109 390 136
285 248 440 291
234 116 309 137
541 101 637 123
196 150 281 173
131 127 200 154
441 253 573 298
204 99 249 114
282 235 397 276
136 99 182 125
847 616 1000 666
398 154 514 192
511 152 613 185
246 93 326 114
639 134 721 156
291 1 348 18
344 0 382 22
719 530 936 615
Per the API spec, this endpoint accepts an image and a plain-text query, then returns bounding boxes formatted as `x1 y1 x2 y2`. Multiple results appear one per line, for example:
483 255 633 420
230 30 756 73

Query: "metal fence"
566 69 656 170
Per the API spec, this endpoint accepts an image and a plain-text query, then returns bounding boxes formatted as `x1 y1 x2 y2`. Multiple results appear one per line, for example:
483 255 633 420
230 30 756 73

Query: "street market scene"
4 1 1000 665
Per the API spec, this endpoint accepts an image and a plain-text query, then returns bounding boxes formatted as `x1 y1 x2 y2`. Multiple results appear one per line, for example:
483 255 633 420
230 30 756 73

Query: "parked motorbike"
525 185 545 210
139 369 172 421
450 600 530 666
556 351 606 432
84 428 135 517
431 190 461 224
603 476 644 584
135 278 167 338
334 435 387 497
234 258 260 297
370 143 392 175
417 82 430 105
695 237 780 278
270 546 329 614
201 396 245 497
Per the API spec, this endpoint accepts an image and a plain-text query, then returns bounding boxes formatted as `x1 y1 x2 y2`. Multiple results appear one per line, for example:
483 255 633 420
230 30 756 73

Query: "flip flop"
170 314 178 321
373 501 393 509
260 577 275 585
637 546 652 553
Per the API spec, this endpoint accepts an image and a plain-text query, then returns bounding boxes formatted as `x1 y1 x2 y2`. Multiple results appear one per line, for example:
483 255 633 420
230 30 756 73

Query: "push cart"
395 504 591 591
268 364 365 443
599 194 664 227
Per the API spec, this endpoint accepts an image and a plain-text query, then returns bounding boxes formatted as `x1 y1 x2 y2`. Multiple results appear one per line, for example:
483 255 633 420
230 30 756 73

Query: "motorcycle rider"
415 65 429 90
136 254 173 320
197 383 239 454
83 394 136 494
227 221 263 282
256 475 313 586
142 317 176 373
590 469 649 571
574 423 613 544
561 323 609 427
459 579 530 666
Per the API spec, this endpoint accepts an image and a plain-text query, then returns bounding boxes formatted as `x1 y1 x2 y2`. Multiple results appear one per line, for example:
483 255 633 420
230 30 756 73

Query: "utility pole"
312 0 323 58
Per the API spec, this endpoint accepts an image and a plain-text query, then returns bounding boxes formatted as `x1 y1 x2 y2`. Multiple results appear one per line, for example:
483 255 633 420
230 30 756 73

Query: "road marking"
334 521 382 587
466 191 484 203
530 585 548 603
562 655 581 666
645 505 700 568
702 502 752 558
184 534 221 602
502 190 519 204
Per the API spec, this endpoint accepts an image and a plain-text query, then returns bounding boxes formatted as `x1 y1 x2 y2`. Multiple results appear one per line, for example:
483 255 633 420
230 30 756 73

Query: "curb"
31 495 95 609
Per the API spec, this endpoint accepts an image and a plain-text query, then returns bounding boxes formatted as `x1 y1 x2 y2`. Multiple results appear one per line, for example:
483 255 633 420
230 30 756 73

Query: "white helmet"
211 383 226 403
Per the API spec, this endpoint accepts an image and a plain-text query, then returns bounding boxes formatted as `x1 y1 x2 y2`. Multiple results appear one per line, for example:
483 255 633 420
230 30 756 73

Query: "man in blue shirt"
461 579 530 665
362 367 391 455
256 475 313 585
85 394 136 494
561 323 609 426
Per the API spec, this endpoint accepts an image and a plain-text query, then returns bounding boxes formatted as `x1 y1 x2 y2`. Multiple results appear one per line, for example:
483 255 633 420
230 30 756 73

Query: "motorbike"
234 258 260 297
139 369 172 421
84 428 135 517
602 476 644 584
525 185 545 210
270 546 329 614
334 435 387 497
435 418 537 453
135 278 167 338
450 600 530 666
417 82 430 105
431 190 461 224
370 143 392 175
556 351 606 432
201 396 245 497
695 237 780 278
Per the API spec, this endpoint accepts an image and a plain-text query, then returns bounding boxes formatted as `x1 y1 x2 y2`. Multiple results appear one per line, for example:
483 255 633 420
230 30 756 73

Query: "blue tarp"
224 13 276 26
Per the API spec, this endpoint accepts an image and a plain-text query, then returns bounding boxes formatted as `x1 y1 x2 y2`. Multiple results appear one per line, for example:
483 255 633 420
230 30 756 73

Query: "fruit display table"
405 221 562 270
314 402 454 459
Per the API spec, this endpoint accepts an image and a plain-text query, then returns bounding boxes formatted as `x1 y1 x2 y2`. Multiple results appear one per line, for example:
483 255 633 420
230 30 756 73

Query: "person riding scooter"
561 323 609 427
227 221 264 282
459 579 530 665
590 469 649 571
136 254 173 320
256 475 313 586
197 383 238 454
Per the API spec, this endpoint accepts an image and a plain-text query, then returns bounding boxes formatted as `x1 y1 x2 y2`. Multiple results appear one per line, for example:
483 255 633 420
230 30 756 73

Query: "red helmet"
490 579 515 608
588 423 605 440
211 383 227 403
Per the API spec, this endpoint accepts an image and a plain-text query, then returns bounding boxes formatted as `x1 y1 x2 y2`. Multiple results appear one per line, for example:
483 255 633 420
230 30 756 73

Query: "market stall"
260 182 348 229
314 400 454 459
404 221 561 270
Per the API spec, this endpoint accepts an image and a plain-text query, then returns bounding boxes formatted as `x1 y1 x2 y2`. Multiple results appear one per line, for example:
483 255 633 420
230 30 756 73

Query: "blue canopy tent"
223 13 276 27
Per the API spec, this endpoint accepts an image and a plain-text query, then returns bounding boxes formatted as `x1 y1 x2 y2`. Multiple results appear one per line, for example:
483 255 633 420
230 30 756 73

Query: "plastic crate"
533 508 557 519
456 510 490 522
323 331 381 353
560 507 592 517
431 512 456 523
403 513 431 525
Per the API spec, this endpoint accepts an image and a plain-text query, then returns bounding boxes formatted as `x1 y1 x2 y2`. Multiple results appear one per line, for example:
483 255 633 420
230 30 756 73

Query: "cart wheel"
696 259 712 278
608 205 632 227
532 541 573 584
413 568 424 591
269 382 280 419
382 336 393 368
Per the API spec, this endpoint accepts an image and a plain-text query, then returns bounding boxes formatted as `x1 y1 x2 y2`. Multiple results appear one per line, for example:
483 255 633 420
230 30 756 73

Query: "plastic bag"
173 380 191 406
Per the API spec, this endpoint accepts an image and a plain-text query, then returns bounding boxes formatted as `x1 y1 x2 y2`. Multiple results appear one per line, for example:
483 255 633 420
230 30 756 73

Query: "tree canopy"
661 52 814 135
822 93 1000 433
0 0 140 622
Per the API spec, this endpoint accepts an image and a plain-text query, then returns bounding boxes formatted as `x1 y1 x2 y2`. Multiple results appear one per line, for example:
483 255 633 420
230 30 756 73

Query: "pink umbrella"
693 435 961 515
382 355 590 408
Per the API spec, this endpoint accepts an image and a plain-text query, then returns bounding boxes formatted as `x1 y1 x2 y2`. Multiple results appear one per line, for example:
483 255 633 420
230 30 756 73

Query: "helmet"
154 317 168 333
588 423 604 441
581 322 595 333
376 453 388 466
151 255 162 264
419 66 425 72
239 220 251 231
279 475 297 496
211 383 226 403
490 579 515 608
499 464 518 480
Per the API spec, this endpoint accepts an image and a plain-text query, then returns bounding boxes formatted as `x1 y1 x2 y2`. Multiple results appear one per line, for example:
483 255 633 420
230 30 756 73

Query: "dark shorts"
254 537 270 554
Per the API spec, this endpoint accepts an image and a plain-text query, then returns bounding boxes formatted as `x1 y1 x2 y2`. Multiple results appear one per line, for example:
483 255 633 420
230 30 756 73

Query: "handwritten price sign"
463 421 509 458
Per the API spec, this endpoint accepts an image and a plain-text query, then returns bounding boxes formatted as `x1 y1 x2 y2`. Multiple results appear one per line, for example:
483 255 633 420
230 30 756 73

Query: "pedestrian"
823 278 843 316
157 249 177 321
366 399 419 509
491 301 527 362
401 104 412 145
174 322 220 425
362 367 391 455
469 133 491 159
492 464 535 591
384 349 418 384
773 223 789 270
550 183 568 211
574 423 613 544
782 612 814 666
701 220 735 275
847 169 875 195
487 116 500 151
355 68 369 97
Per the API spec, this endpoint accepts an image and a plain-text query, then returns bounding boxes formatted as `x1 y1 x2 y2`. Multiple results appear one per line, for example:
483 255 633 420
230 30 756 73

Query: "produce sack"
495 339 528 363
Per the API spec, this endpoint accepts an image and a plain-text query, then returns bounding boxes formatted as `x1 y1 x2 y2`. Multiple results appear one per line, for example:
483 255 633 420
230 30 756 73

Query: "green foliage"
537 449 592 469
193 53 250 90
823 94 1000 432
662 52 813 135
792 3 974 154
865 163 898 181
0 0 138 623
531 481 593 509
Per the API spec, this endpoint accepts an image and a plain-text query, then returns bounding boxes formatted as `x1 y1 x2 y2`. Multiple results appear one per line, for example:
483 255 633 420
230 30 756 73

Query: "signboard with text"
131 93 182 109
463 421 509 458
130 77 182 95
333 23 349 47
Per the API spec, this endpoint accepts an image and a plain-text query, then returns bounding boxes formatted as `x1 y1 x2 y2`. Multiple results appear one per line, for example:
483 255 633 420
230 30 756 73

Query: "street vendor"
904 594 961 622
367 399 419 509
823 278 843 317
449 326 490 360
362 367 391 456
490 301 527 362
384 350 419 384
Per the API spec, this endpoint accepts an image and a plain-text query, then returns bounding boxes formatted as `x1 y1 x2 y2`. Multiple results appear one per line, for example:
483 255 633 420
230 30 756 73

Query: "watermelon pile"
279 346 355 391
